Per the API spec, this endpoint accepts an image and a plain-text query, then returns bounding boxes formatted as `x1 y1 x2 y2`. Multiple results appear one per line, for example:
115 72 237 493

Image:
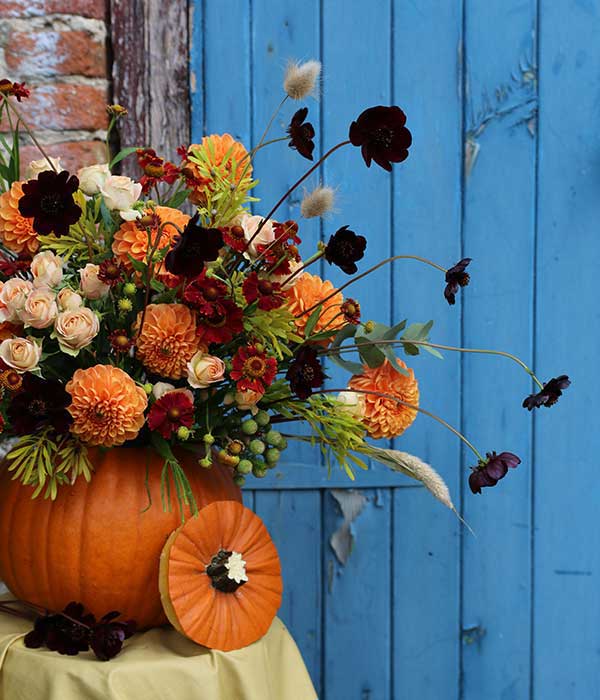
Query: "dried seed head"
300 185 335 219
283 60 321 100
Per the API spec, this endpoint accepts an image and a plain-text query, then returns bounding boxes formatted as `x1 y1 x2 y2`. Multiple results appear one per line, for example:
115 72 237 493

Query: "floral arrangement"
0 64 569 515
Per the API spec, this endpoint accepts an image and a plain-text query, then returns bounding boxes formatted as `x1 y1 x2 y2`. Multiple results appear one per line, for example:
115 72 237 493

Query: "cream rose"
57 287 83 311
187 351 226 389
0 336 42 373
77 163 110 196
235 388 264 413
152 381 175 400
0 279 34 322
336 390 366 419
24 157 61 180
100 175 142 221
19 288 58 329
31 251 63 288
53 307 99 354
239 213 277 258
79 263 110 300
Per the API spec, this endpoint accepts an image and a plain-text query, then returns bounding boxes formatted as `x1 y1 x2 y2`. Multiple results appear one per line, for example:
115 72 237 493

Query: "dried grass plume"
284 60 321 100
300 185 335 219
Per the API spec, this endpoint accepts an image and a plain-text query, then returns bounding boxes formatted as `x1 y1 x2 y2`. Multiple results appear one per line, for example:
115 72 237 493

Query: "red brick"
20 140 107 174
5 30 106 78
18 83 108 131
0 0 106 19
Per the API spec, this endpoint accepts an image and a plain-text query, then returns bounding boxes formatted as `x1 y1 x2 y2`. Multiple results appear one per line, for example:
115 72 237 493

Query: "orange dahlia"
284 272 345 345
183 134 252 204
112 206 190 287
66 364 148 447
135 303 199 379
0 181 39 255
348 358 419 439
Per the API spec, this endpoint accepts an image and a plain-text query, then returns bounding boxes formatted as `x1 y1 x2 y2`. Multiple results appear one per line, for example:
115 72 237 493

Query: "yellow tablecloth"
0 611 317 700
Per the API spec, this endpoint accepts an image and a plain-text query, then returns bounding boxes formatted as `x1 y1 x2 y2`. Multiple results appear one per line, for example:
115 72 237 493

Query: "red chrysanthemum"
182 272 229 317
242 272 285 311
341 298 361 325
137 148 180 194
221 225 247 253
109 329 133 355
0 79 30 102
98 257 125 286
230 345 277 393
147 390 194 439
195 298 244 345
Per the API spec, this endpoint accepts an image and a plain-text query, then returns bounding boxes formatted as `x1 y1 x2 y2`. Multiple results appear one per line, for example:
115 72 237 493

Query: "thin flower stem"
317 388 484 461
299 254 448 318
1 95 58 173
280 249 324 286
324 339 545 390
242 140 351 257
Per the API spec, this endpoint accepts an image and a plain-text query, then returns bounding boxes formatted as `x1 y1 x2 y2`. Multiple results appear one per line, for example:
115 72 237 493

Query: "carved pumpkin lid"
159 500 283 651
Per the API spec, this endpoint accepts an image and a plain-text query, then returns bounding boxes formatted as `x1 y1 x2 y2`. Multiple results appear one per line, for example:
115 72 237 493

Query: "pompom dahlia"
284 272 345 343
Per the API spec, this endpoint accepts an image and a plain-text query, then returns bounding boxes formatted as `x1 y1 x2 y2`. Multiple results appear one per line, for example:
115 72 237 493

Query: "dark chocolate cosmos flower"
523 375 571 410
18 170 81 237
469 451 521 494
287 107 315 160
444 257 471 305
349 106 412 171
8 373 72 435
89 611 136 661
165 213 223 278
324 225 366 275
286 345 326 399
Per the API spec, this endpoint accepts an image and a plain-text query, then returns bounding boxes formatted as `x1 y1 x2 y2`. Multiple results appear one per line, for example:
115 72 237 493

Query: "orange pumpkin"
159 500 283 651
0 447 241 629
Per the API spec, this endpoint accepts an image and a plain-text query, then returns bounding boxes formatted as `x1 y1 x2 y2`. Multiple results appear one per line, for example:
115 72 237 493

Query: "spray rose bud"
53 307 99 354
100 175 142 221
31 251 63 288
24 157 61 180
0 336 42 372
57 287 83 311
187 351 226 389
19 287 58 329
77 163 110 196
79 263 110 300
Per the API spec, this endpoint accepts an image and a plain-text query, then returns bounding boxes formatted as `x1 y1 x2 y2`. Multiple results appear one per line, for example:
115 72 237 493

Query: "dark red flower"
222 225 247 253
0 359 22 392
444 258 471 305
183 271 229 316
256 220 301 275
109 329 134 355
324 225 366 275
8 373 72 435
0 253 31 279
523 375 571 410
147 390 195 439
231 345 277 393
0 79 30 101
98 257 125 286
89 611 136 661
165 213 223 278
287 107 315 161
25 602 95 656
242 272 285 310
19 170 81 237
286 345 326 399
349 106 412 172
137 148 180 194
469 451 521 494
341 298 361 325
196 298 244 345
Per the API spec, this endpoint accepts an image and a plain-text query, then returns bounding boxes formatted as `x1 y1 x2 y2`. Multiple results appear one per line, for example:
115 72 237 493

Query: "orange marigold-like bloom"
135 303 199 379
348 358 419 439
66 364 148 447
0 181 39 255
112 206 189 288
284 272 345 345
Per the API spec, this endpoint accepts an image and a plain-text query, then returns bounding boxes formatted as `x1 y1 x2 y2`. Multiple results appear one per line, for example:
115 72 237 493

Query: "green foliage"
6 431 93 500
0 121 20 191
243 307 303 359
150 433 198 520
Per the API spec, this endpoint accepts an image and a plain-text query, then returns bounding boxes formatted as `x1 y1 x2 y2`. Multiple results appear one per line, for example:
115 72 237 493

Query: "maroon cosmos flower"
287 107 316 160
89 611 136 661
242 272 285 310
286 345 326 399
165 213 223 279
8 374 72 435
324 225 367 275
147 391 195 439
25 602 95 656
523 375 571 410
469 451 521 494
444 257 472 305
349 106 412 171
19 170 81 237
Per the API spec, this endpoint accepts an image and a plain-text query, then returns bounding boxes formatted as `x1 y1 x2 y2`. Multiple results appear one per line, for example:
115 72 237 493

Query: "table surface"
0 608 317 700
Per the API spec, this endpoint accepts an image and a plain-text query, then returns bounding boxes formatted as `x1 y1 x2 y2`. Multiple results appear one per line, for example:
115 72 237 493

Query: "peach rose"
19 287 58 329
0 278 33 322
239 213 277 258
77 163 110 196
187 351 226 389
53 307 99 354
0 336 42 373
79 263 110 300
24 157 61 180
235 388 264 413
100 175 142 221
57 287 83 311
31 251 63 288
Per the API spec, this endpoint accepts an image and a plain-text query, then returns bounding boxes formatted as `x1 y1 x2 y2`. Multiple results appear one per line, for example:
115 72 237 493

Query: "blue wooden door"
190 2 598 698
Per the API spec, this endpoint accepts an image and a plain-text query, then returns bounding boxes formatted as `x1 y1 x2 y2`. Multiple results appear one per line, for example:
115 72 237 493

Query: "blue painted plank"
534 2 600 697
323 488 392 698
254 490 322 695
461 2 537 698
390 0 463 696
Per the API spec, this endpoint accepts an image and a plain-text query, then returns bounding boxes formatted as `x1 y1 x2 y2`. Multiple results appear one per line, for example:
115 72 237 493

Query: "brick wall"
0 0 110 174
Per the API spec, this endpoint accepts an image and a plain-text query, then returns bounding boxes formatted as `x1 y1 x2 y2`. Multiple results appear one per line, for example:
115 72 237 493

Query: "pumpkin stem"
206 549 248 593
